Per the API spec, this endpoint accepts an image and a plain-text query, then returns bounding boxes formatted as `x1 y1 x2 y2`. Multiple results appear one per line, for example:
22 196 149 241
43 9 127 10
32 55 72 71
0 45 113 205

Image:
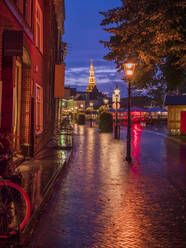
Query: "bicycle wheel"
0 181 31 238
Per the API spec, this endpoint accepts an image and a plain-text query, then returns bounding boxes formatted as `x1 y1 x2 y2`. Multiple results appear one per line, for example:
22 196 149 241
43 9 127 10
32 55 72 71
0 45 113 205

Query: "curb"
166 135 186 146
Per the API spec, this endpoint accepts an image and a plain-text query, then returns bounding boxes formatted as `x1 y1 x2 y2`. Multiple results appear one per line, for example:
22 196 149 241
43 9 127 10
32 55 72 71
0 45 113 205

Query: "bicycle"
0 133 31 239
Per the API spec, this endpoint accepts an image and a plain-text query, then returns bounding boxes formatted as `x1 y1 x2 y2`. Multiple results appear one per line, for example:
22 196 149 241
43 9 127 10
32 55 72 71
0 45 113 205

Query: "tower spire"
86 59 96 92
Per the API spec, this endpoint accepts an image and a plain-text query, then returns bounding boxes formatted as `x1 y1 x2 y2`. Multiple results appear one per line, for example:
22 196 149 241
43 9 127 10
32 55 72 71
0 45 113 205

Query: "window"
23 0 32 27
13 0 32 27
35 84 43 134
35 0 43 53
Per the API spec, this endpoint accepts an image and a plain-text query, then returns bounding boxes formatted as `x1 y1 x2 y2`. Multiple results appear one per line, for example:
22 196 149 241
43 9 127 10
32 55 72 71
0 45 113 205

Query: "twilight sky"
63 0 128 97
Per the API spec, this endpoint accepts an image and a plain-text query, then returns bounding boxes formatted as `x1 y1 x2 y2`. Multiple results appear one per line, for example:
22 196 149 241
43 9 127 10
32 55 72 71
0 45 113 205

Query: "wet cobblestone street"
27 124 186 248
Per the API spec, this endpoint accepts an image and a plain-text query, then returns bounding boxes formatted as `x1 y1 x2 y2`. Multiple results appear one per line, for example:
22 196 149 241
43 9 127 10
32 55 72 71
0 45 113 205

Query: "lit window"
35 0 43 53
35 84 43 134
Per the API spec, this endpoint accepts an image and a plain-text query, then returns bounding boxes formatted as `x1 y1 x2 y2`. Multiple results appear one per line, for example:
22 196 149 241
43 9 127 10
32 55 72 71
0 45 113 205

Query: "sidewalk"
167 135 186 145
13 129 72 245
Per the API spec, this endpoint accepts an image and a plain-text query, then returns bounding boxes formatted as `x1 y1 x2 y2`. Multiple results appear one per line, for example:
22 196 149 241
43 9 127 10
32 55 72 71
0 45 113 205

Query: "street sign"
112 102 120 110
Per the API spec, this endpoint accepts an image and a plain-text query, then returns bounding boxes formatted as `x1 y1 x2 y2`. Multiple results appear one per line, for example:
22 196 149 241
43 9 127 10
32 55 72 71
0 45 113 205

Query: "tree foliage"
77 113 86 125
99 111 113 132
98 105 109 114
100 0 185 90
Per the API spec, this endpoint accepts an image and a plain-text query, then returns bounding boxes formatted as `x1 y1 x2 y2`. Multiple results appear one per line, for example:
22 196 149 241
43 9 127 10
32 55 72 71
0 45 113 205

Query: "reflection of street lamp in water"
89 102 93 127
124 62 136 162
113 86 120 139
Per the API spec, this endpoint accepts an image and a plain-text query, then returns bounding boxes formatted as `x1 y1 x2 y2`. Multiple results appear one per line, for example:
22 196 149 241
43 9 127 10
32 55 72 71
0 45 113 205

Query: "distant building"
63 59 106 110
165 95 186 135
64 87 72 100
120 95 153 109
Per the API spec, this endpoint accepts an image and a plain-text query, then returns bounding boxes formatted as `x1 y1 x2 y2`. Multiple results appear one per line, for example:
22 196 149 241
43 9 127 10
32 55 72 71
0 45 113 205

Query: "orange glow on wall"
54 64 65 98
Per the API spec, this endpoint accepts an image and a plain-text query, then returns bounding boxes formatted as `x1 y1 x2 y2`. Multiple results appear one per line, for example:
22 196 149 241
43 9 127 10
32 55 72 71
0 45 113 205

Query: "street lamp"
103 98 109 110
113 86 120 139
80 104 83 110
103 98 109 105
124 62 136 162
89 102 93 127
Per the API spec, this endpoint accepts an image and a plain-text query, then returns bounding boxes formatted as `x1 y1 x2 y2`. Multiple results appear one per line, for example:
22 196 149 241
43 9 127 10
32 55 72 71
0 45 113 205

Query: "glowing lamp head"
104 98 109 104
126 69 133 76
126 63 133 69
124 62 136 78
114 86 120 96
90 102 93 107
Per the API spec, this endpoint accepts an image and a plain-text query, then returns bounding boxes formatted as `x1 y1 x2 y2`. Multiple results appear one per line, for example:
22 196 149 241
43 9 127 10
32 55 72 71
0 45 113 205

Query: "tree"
77 113 86 125
98 105 109 114
99 111 113 132
147 84 166 106
100 0 185 91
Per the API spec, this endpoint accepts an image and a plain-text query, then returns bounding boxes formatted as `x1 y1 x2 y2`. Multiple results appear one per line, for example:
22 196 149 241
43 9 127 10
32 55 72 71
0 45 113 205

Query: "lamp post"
113 86 120 139
124 62 136 162
89 102 93 127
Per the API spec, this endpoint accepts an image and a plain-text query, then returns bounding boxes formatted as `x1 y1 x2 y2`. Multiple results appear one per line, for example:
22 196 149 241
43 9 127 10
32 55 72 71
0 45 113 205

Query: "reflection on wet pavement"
27 124 186 248
16 140 70 214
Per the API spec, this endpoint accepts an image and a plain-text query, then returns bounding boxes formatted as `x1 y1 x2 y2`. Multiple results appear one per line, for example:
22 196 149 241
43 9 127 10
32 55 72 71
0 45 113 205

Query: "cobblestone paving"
26 124 186 248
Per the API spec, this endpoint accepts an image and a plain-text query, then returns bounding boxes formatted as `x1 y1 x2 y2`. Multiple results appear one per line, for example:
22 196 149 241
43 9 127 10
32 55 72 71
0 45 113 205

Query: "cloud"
65 64 128 97
66 67 89 73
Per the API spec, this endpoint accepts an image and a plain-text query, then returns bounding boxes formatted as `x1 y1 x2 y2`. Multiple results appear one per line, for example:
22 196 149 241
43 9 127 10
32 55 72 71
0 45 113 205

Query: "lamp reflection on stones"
113 86 120 139
89 102 93 127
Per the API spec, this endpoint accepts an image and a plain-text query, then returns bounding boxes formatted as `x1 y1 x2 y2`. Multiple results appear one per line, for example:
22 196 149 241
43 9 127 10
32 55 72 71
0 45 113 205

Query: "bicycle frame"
0 179 31 238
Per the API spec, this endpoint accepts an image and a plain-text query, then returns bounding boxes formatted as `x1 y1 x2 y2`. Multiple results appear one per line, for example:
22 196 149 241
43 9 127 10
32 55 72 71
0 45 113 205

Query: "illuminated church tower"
86 59 96 92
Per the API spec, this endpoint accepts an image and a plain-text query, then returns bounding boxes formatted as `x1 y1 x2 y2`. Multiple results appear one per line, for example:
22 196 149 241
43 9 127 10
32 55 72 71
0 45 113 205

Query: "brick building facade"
0 0 65 157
